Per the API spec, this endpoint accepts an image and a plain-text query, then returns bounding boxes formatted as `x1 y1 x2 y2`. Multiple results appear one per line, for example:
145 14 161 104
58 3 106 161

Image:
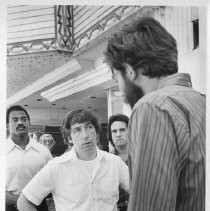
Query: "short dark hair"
6 105 30 124
61 118 70 145
63 109 100 140
107 114 129 148
104 16 178 78
61 125 73 147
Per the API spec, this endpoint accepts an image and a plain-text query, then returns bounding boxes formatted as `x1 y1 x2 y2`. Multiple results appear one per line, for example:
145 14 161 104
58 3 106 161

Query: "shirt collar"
7 136 39 153
7 136 16 153
25 138 40 151
59 146 107 163
152 73 192 91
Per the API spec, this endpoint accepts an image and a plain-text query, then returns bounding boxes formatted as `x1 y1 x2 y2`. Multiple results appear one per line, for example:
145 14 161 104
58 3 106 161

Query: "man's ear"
125 64 136 81
6 124 10 131
68 134 73 143
68 138 73 144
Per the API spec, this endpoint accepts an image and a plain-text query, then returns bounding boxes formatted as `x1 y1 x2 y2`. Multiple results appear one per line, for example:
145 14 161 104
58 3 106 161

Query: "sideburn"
123 77 144 109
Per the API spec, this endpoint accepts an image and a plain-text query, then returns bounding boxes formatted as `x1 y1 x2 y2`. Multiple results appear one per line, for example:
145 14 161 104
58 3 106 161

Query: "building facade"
7 5 206 154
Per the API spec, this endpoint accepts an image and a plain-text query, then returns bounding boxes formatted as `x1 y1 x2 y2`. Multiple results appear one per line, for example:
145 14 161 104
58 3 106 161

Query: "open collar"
7 136 40 153
59 146 108 163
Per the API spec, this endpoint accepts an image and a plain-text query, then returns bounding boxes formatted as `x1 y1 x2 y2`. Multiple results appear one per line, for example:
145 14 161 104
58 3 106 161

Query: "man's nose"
81 128 89 138
17 119 24 124
116 131 121 137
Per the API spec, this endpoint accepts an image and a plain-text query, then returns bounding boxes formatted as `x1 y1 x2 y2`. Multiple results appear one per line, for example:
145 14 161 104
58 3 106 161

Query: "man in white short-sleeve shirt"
17 109 129 211
6 105 53 211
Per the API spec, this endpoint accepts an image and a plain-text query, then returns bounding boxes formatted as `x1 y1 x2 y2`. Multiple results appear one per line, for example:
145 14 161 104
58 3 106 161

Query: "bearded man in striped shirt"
104 16 205 211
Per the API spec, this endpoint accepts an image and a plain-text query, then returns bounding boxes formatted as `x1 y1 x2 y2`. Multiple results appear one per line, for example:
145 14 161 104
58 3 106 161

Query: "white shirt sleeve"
22 161 54 206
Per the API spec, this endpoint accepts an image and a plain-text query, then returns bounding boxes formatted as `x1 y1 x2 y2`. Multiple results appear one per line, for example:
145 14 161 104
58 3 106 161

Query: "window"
192 19 199 49
191 7 199 50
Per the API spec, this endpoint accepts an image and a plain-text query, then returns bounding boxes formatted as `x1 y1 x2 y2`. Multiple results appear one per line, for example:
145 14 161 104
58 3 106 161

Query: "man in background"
6 105 53 211
108 114 129 164
104 16 205 211
39 134 56 154
108 113 129 211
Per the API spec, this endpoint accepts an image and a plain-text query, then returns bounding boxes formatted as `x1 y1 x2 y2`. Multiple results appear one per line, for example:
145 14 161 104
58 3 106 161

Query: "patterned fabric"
127 73 205 211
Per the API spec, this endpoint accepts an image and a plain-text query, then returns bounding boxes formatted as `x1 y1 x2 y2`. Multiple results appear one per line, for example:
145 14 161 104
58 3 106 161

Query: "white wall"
7 5 55 43
27 108 67 126
154 6 206 94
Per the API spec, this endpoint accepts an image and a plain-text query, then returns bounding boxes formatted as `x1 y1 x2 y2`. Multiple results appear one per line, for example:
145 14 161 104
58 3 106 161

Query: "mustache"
16 125 26 130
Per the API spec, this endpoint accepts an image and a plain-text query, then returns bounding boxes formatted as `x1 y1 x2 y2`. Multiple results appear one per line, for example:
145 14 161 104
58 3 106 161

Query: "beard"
123 78 144 109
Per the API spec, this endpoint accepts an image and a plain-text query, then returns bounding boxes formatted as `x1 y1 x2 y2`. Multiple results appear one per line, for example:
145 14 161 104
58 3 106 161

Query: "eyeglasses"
43 139 54 144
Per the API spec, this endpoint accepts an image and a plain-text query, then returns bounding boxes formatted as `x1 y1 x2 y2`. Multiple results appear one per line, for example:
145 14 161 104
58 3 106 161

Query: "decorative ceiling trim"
56 5 75 51
7 39 58 55
73 6 157 58
7 6 157 56
41 62 112 102
7 5 74 55
7 58 81 107
74 6 140 49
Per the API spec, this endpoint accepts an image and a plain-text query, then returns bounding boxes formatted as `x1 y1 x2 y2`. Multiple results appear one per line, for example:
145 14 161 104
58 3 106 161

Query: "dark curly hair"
104 16 178 78
63 109 101 140
107 114 129 148
6 105 30 124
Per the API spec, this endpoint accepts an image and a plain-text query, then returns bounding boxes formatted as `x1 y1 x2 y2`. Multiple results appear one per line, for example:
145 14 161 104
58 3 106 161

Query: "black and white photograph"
2 1 209 211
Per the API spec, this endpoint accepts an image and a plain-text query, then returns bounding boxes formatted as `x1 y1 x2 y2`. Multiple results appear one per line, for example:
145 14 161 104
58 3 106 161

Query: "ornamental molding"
56 5 74 51
7 39 58 55
7 6 158 56
7 5 74 56
72 6 157 58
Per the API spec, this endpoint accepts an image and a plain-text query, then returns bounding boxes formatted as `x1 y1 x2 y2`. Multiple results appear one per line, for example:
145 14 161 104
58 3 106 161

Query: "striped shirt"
127 73 205 211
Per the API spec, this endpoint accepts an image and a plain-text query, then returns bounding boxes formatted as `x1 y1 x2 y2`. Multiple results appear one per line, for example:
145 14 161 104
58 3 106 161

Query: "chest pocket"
57 177 88 203
94 179 119 205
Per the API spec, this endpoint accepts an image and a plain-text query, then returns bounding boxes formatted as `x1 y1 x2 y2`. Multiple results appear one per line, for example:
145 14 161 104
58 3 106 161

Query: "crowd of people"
6 106 130 211
6 16 205 211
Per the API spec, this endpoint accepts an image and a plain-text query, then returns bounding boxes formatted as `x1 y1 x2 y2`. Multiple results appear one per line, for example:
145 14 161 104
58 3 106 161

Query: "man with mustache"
17 109 129 211
6 105 53 211
104 17 205 211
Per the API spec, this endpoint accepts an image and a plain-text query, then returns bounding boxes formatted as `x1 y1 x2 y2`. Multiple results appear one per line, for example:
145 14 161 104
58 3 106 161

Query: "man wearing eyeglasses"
39 134 56 153
6 105 53 211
